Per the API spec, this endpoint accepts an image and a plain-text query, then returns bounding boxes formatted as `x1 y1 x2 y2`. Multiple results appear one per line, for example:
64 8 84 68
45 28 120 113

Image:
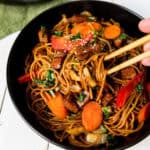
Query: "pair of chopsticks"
105 34 150 75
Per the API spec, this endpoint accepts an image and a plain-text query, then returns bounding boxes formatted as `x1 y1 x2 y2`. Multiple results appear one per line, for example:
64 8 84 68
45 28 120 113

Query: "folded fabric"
0 0 67 39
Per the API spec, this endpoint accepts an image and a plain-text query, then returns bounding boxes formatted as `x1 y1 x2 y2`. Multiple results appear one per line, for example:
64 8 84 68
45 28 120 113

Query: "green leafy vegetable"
47 90 55 97
119 33 127 40
102 106 112 120
136 83 143 92
34 70 55 87
54 30 63 36
34 78 45 84
99 125 107 133
78 91 86 102
46 70 55 82
70 32 81 40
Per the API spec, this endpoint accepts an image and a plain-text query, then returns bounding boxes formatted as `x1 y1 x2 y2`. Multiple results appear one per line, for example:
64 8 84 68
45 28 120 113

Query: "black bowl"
7 0 150 150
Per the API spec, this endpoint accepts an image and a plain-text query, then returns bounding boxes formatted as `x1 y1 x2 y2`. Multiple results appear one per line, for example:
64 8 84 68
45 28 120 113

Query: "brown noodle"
23 12 146 147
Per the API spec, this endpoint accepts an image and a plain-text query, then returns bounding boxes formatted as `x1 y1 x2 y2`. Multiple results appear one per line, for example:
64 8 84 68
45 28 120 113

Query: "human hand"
138 18 150 66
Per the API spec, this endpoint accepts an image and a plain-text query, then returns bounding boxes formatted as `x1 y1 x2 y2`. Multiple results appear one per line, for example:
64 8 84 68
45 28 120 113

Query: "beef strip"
64 95 79 113
120 67 137 80
102 93 113 106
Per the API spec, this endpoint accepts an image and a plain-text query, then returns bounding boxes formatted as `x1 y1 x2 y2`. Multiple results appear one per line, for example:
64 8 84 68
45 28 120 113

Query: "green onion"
136 83 143 92
54 30 63 36
46 70 55 82
100 125 107 133
87 16 96 22
47 90 55 97
34 78 45 84
102 106 112 120
78 91 86 102
70 32 81 40
119 33 127 40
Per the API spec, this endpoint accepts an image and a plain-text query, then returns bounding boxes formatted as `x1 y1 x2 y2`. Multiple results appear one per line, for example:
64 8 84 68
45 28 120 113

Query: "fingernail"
143 42 150 51
138 18 150 33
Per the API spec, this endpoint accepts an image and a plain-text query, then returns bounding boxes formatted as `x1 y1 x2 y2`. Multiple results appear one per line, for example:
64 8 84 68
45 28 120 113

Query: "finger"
141 58 150 66
143 42 150 51
138 18 150 33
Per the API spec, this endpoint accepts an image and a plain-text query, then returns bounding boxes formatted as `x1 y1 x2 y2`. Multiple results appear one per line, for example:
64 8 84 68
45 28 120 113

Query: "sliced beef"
74 43 100 60
51 50 66 69
102 93 113 106
120 67 137 80
64 95 79 113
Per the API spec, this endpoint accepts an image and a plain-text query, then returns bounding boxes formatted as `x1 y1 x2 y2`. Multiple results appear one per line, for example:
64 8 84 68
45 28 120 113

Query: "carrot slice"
138 102 150 123
71 22 101 37
82 101 103 131
42 92 68 119
104 25 121 39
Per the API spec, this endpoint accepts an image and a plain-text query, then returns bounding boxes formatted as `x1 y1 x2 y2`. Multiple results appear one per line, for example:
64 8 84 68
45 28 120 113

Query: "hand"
138 18 150 66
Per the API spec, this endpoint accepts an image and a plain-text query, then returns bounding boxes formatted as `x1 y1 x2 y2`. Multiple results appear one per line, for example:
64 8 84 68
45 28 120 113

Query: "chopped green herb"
119 33 127 40
91 30 99 43
34 78 45 84
47 90 55 97
102 106 112 120
100 125 107 133
78 91 86 102
136 83 143 92
70 32 81 40
46 70 55 82
54 30 63 36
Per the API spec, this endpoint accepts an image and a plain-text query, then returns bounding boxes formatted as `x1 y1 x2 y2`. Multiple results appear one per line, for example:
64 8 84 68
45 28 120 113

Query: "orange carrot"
82 101 103 131
138 102 150 123
43 92 68 119
71 22 101 37
104 25 121 39
38 28 48 43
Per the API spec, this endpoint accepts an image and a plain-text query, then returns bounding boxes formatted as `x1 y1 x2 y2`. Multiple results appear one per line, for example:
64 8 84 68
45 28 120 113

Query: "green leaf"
70 32 81 40
102 106 112 120
46 70 55 82
78 91 86 102
136 83 143 92
54 30 63 36
119 33 127 40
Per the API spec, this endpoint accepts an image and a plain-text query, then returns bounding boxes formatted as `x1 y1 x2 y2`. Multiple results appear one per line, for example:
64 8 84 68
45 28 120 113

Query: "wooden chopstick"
107 50 150 75
105 34 150 75
104 34 150 61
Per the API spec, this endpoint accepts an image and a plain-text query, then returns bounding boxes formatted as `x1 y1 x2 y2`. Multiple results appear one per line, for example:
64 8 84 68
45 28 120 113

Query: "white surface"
0 0 150 150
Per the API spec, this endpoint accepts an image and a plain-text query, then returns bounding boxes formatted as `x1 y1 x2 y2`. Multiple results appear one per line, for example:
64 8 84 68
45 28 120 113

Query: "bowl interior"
7 0 150 150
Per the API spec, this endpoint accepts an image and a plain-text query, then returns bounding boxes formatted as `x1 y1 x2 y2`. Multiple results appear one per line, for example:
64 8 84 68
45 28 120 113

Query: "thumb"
138 18 150 33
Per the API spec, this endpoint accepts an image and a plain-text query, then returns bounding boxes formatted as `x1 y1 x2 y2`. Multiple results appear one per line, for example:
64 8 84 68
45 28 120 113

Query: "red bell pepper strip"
116 72 143 108
51 33 93 51
138 102 150 123
17 73 31 84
